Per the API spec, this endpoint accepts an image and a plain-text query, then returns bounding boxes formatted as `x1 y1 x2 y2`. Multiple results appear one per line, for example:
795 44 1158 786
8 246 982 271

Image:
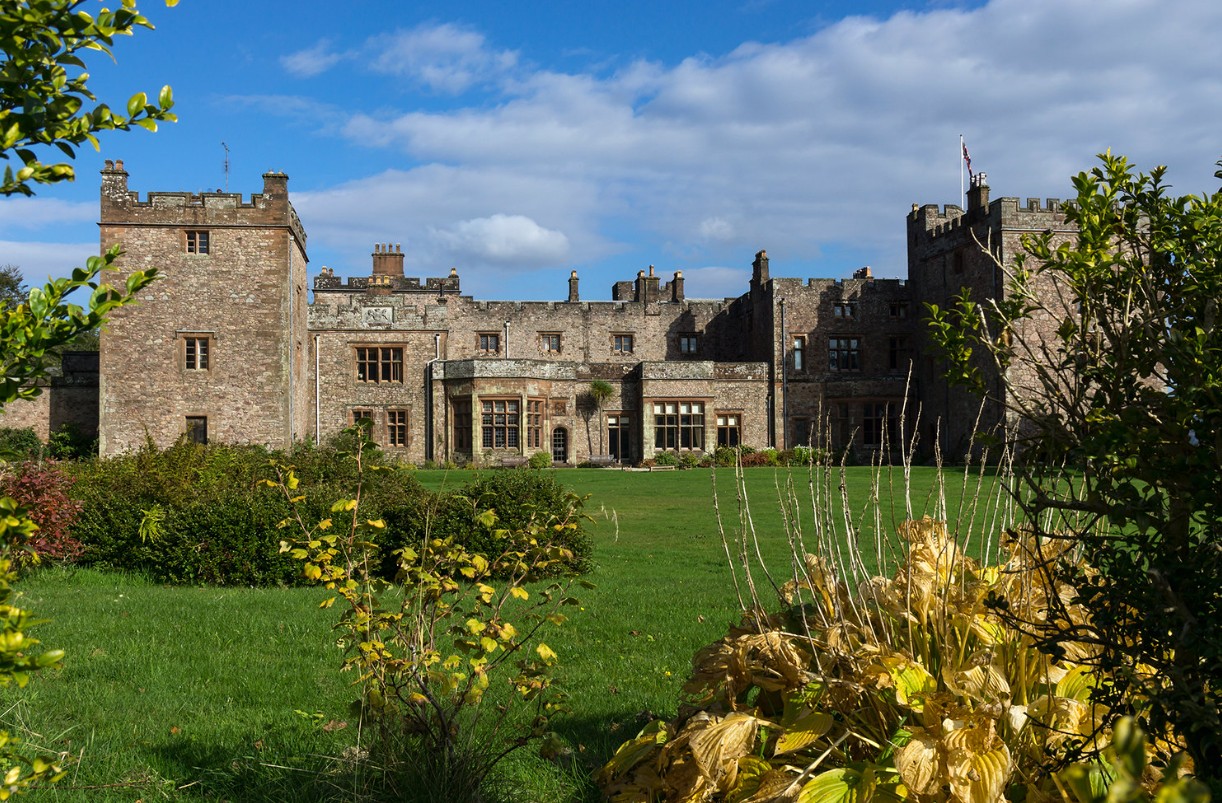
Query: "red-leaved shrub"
1 461 84 564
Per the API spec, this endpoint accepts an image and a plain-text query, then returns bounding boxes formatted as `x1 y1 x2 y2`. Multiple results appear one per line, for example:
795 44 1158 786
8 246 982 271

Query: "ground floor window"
482 398 520 449
716 413 741 447
386 409 408 448
654 401 704 450
453 399 472 452
607 413 632 461
862 402 898 448
526 399 544 449
185 416 208 444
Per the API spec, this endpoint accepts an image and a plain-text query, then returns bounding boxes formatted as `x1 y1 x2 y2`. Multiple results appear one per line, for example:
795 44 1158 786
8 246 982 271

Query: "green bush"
381 470 592 579
528 450 552 469
0 427 40 460
653 450 680 467
68 438 424 586
45 423 96 459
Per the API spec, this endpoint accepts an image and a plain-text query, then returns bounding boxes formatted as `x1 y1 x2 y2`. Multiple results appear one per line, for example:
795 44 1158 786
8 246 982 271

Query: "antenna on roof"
222 141 230 192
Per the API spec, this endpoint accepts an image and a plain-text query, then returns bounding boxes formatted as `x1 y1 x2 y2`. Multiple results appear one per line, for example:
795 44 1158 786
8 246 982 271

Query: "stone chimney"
644 264 660 303
671 270 685 302
852 266 873 280
372 243 405 278
967 172 990 215
261 171 289 198
751 250 770 287
100 159 130 207
568 270 580 303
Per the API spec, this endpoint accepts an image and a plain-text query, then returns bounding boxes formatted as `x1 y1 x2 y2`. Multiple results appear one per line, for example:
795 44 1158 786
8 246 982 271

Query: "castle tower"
907 171 1075 456
97 162 310 454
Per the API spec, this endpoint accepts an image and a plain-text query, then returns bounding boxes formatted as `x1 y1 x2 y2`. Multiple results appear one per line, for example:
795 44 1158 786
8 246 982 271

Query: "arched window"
551 427 568 464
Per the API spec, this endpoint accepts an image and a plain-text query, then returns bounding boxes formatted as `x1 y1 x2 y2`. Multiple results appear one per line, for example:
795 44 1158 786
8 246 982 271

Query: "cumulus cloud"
323 0 1222 287
367 23 518 93
432 214 569 266
0 240 99 283
281 39 346 77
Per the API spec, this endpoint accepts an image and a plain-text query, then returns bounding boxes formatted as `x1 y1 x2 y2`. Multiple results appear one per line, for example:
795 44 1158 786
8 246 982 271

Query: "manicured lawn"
3 465 1003 801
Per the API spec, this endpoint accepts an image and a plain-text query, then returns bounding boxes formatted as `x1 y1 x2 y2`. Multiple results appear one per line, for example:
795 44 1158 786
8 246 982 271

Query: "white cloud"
0 198 95 234
321 0 1221 290
367 23 518 93
0 240 99 283
281 39 346 77
677 266 751 300
432 214 569 266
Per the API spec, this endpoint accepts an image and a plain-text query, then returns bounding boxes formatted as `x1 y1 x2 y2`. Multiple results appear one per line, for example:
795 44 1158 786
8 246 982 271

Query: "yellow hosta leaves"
896 728 942 795
773 710 833 756
799 767 863 803
879 655 937 710
688 712 761 783
944 722 1011 803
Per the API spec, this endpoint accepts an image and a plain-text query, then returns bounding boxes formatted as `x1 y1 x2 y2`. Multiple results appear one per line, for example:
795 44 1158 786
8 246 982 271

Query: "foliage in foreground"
268 427 589 801
926 154 1222 776
599 516 1207 802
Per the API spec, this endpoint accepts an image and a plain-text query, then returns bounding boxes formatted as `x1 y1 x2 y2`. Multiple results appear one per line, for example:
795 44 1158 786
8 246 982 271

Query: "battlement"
100 160 307 249
312 266 461 294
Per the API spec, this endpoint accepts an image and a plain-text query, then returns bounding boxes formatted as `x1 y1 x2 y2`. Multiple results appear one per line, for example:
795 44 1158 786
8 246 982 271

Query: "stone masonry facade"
90 165 1071 465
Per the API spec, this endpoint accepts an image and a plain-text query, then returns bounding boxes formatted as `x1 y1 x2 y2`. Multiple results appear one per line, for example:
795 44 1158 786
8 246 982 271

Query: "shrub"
528 450 552 469
679 451 702 469
0 427 40 460
45 423 95 460
380 470 592 580
653 450 680 467
0 461 83 564
68 438 424 586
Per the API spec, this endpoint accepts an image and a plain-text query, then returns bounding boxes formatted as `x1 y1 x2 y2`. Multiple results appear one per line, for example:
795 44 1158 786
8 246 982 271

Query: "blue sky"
3 0 1220 300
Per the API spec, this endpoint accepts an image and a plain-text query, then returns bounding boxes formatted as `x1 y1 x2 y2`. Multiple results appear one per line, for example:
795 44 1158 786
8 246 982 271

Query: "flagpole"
960 134 965 205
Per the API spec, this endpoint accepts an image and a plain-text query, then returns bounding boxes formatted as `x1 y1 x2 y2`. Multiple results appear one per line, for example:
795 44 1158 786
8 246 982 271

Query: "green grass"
3 465 1004 801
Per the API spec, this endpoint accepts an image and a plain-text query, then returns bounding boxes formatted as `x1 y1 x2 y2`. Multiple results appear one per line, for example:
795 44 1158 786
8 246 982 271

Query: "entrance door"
551 427 568 464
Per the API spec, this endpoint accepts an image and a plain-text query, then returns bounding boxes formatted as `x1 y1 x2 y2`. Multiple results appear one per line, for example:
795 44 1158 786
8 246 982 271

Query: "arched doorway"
551 427 568 464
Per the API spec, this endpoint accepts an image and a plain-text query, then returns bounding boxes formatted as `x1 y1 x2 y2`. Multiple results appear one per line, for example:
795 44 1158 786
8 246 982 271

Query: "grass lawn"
3 464 1004 801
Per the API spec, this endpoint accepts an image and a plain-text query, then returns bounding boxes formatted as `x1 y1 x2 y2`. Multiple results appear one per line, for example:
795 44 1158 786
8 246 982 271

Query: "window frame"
477 332 501 355
792 335 806 372
653 400 705 450
481 398 520 449
888 335 911 373
385 409 408 448
678 333 699 355
539 333 562 354
861 402 897 449
452 398 473 452
185 415 208 444
526 398 544 449
612 333 635 355
716 412 741 448
889 301 909 319
185 230 210 255
181 333 212 371
832 301 857 318
828 336 861 372
354 346 404 384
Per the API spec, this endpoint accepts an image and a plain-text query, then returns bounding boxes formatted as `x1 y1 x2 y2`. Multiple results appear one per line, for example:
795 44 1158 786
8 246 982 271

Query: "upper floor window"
352 408 373 425
478 333 500 355
792 335 806 372
678 334 699 355
889 301 909 319
613 334 634 354
888 336 912 373
833 301 857 318
829 337 861 372
539 333 562 354
186 230 210 255
183 335 210 370
355 346 403 384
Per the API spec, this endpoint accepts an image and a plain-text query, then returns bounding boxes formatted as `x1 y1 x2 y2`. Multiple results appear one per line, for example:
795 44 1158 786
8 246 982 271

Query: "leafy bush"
0 427 40 460
528 450 552 469
653 450 680 467
679 451 702 469
381 470 592 580
0 461 83 564
45 423 95 459
269 430 582 801
69 438 424 586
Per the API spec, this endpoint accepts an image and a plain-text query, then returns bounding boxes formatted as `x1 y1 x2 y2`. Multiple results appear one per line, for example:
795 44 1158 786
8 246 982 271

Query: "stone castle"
4 161 1075 465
